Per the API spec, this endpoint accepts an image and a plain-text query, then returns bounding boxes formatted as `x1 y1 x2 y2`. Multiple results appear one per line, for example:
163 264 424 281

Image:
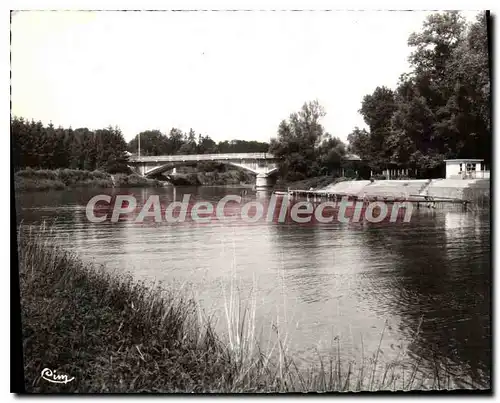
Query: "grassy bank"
18 228 484 392
14 168 256 190
14 168 162 191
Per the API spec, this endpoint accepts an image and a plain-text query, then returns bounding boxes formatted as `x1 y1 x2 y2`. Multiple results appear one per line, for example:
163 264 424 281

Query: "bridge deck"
130 153 276 162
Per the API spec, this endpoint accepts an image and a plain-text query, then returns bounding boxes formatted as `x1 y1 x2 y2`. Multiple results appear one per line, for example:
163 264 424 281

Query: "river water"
15 186 491 389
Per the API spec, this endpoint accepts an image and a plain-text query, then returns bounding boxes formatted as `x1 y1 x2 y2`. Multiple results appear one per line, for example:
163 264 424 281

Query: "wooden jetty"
284 189 470 208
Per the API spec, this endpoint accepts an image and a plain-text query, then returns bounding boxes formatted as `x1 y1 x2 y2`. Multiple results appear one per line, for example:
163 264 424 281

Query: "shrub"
14 169 165 190
14 177 66 191
114 173 162 188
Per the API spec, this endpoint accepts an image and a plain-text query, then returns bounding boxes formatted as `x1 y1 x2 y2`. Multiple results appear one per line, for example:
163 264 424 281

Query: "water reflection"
355 211 490 386
15 187 490 386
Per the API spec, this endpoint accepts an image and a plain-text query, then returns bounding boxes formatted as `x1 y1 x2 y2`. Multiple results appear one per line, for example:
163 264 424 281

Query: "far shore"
14 168 163 191
14 168 258 191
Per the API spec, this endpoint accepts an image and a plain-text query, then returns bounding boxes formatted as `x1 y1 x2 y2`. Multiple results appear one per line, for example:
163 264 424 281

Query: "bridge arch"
139 160 270 177
128 153 279 188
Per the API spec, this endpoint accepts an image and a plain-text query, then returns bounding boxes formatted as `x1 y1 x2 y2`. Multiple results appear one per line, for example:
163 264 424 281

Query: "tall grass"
113 173 162 188
17 225 487 392
14 168 162 191
214 272 474 393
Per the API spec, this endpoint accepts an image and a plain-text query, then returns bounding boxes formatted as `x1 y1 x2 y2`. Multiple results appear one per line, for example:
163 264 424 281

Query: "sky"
11 10 482 143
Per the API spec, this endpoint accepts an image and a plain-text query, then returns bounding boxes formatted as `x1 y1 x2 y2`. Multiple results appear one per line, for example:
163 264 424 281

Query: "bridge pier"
255 173 276 191
136 164 176 177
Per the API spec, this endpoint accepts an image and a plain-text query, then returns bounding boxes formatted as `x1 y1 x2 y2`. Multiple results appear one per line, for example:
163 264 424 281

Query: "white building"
444 159 490 179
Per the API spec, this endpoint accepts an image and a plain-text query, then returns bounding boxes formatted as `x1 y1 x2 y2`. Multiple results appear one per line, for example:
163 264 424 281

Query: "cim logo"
41 368 75 384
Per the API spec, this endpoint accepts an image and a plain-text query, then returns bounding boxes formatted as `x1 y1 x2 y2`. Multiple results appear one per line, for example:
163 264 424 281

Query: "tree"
269 100 345 180
217 140 269 153
128 130 168 156
358 86 397 170
347 127 371 160
444 13 490 163
97 126 129 173
197 134 217 154
11 117 31 170
317 134 346 175
178 129 198 154
408 11 466 80
77 128 97 171
167 128 185 154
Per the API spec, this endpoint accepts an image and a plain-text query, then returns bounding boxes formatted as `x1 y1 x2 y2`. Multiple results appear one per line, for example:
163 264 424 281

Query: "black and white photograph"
10 7 491 394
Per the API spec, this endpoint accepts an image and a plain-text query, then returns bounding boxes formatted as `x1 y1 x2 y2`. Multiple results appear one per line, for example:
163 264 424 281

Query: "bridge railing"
129 153 276 162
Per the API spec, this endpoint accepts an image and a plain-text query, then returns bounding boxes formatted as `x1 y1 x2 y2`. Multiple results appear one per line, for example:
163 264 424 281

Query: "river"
15 185 491 389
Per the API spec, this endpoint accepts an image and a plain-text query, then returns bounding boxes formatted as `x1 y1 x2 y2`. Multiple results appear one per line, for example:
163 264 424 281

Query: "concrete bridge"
128 152 279 189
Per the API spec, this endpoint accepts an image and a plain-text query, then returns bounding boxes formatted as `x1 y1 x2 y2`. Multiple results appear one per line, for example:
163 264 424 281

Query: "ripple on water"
16 188 491 388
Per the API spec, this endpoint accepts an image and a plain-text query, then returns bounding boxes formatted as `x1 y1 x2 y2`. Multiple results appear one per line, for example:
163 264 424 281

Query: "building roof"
344 153 362 161
444 159 484 162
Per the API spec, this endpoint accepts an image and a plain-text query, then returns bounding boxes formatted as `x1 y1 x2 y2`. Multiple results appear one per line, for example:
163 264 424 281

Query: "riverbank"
167 170 253 187
18 228 483 392
14 168 163 191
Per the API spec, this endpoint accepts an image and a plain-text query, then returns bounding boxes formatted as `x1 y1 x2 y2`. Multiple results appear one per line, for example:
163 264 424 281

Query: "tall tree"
178 129 198 154
197 134 217 154
347 127 371 160
11 119 130 173
269 100 345 180
167 128 185 154
128 130 168 156
317 134 346 175
444 13 490 163
358 86 397 170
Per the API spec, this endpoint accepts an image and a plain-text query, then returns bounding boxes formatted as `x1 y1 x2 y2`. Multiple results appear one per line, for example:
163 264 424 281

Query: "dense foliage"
269 100 347 181
127 129 269 156
347 12 490 177
11 118 130 173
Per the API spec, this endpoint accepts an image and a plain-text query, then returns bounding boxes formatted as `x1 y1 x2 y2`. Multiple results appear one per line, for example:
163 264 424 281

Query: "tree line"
11 117 130 173
268 12 490 181
126 129 269 156
347 12 490 177
10 117 270 173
